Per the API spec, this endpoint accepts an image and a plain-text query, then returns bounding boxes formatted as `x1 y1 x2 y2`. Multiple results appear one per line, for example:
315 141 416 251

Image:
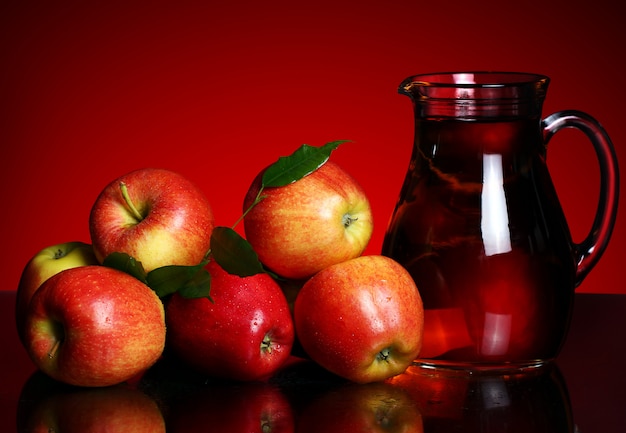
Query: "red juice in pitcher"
383 117 576 368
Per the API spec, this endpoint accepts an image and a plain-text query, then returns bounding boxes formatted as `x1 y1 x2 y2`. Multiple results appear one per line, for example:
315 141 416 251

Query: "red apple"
24 265 166 387
167 382 294 433
242 160 373 280
293 255 424 383
297 382 423 433
18 374 165 433
165 260 295 381
15 241 99 344
89 167 214 272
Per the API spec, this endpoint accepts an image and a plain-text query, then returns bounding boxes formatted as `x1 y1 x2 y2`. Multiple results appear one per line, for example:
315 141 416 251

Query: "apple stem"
261 420 271 433
376 347 391 363
261 333 273 354
342 214 358 228
48 339 61 359
120 182 145 222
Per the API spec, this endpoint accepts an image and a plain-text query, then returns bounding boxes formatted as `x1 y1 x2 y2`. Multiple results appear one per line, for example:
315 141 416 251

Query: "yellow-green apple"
24 265 166 387
165 260 295 381
15 241 99 344
166 382 294 433
89 167 214 272
296 382 423 433
17 372 166 433
242 160 373 280
293 255 424 383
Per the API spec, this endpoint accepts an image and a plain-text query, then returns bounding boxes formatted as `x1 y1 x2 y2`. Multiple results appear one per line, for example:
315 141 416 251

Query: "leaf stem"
48 339 61 359
203 185 263 261
120 182 144 222
231 186 266 229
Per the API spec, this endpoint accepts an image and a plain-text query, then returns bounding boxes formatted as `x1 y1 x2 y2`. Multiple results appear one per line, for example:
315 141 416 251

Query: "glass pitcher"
382 72 619 370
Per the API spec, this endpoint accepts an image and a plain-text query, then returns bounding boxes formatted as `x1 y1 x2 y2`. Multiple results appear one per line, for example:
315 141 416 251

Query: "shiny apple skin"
24 265 166 387
294 255 424 384
243 160 373 280
89 167 214 272
165 260 295 381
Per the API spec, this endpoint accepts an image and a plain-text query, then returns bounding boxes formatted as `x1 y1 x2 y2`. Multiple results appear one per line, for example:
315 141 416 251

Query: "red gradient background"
1 0 623 294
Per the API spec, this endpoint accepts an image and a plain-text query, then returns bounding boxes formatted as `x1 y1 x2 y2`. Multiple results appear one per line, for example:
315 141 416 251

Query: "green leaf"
177 272 213 300
210 226 265 277
102 252 148 284
146 262 212 299
173 268 213 301
261 140 349 188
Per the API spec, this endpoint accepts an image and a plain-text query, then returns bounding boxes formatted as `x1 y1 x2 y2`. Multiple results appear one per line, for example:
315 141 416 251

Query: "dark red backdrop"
1 0 623 294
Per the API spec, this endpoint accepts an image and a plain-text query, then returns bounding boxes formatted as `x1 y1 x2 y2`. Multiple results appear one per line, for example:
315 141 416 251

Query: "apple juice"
382 117 577 369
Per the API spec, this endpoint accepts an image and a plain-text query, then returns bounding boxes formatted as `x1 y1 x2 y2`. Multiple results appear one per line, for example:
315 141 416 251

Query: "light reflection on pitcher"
382 72 619 370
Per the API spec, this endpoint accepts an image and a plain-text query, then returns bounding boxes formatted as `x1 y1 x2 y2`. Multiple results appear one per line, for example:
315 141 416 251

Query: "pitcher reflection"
388 363 575 433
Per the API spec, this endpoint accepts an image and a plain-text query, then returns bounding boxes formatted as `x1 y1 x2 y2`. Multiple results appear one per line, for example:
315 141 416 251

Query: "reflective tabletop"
1 291 625 432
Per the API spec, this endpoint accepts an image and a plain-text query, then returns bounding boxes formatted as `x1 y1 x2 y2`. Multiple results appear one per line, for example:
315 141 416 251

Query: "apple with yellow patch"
243 160 373 280
89 167 214 272
15 241 98 344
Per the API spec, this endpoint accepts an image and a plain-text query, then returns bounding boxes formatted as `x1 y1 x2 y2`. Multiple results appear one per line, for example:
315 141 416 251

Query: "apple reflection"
16 371 166 433
139 355 297 432
296 381 424 433
165 382 294 433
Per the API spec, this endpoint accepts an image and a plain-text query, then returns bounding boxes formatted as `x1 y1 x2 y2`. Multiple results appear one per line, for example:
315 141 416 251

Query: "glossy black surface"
2 291 625 432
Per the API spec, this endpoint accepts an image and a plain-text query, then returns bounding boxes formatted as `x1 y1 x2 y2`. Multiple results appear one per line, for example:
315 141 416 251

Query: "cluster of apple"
15 141 424 388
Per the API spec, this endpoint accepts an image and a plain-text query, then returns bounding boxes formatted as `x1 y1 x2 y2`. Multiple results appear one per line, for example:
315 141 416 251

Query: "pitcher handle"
543 110 620 287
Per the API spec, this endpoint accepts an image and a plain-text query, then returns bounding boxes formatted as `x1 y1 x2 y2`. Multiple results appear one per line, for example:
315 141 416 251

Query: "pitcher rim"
401 71 550 89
